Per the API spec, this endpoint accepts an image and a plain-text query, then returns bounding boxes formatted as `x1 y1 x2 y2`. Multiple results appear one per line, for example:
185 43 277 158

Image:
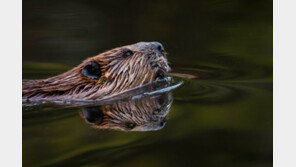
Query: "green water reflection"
23 0 272 166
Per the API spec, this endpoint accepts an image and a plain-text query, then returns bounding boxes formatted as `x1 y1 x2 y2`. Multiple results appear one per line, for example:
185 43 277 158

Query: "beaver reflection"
79 93 172 131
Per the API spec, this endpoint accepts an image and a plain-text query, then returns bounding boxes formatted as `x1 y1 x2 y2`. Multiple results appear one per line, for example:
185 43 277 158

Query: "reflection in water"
79 93 172 131
22 0 272 166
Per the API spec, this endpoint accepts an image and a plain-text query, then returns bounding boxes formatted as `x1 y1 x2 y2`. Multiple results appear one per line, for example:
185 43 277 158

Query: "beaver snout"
133 41 166 55
149 42 165 54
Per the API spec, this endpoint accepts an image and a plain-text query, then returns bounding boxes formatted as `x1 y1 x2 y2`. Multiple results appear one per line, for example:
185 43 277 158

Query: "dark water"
23 0 272 166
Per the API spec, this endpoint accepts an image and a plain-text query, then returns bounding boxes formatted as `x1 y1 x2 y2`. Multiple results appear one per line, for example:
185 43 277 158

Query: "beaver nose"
150 42 165 54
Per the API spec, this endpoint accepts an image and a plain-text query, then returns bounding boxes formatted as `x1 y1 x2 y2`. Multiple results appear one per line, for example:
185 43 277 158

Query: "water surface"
23 0 272 166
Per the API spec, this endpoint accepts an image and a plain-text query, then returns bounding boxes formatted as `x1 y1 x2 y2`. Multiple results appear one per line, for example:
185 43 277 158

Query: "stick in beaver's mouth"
22 42 171 101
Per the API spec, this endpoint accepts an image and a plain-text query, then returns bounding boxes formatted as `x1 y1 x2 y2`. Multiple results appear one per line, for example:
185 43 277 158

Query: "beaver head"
23 42 171 100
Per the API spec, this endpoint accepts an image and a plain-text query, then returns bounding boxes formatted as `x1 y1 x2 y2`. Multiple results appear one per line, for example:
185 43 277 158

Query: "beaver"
79 93 172 131
22 42 170 101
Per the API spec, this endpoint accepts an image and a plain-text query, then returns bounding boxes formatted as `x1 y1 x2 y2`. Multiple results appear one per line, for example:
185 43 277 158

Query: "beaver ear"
82 107 104 125
81 61 102 80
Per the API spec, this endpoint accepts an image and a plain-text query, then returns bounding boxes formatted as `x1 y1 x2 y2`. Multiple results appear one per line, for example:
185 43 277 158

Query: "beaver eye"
123 50 133 58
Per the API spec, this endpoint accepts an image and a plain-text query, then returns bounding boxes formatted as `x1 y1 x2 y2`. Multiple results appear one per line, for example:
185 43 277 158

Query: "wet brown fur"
22 42 170 101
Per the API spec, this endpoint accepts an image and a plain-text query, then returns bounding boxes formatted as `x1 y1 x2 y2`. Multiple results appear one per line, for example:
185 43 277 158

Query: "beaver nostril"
157 45 165 53
157 45 162 51
151 42 165 53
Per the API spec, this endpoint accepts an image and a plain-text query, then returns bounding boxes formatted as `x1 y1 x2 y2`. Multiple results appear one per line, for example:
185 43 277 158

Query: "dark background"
23 0 272 67
23 0 273 166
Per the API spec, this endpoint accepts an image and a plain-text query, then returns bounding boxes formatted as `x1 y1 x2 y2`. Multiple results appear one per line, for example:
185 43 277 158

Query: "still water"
23 0 272 166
